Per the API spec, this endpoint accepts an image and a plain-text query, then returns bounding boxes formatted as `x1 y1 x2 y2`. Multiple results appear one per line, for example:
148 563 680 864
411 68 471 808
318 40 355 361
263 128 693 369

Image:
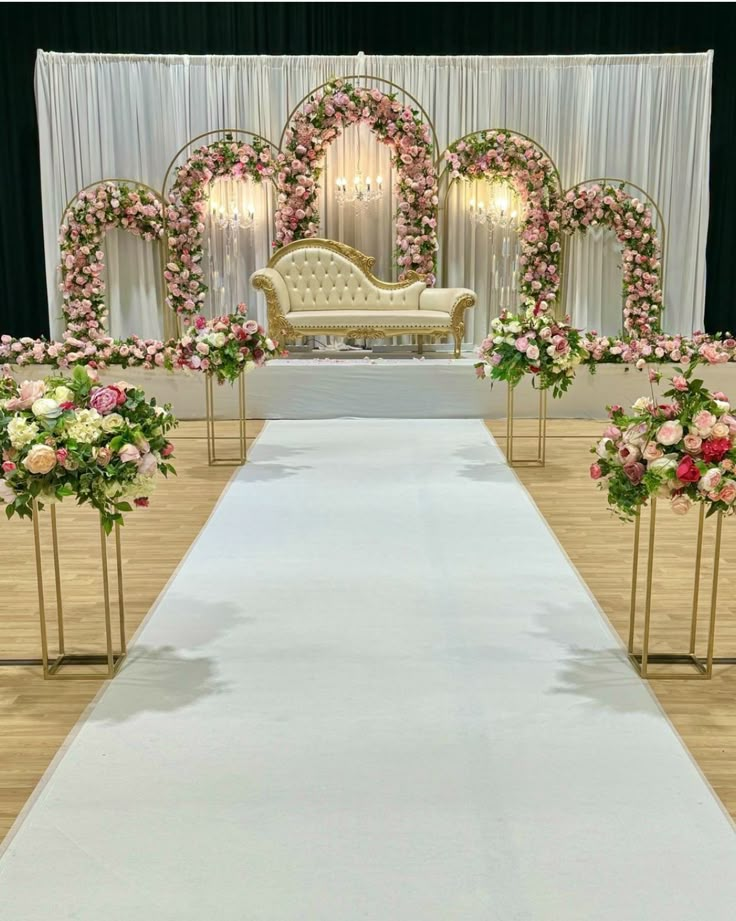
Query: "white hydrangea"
7 415 39 449
65 408 103 444
104 474 157 501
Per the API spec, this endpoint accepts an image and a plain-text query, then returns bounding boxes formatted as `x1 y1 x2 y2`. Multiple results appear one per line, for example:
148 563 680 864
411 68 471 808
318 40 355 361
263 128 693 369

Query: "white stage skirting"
11 360 736 420
1 419 735 920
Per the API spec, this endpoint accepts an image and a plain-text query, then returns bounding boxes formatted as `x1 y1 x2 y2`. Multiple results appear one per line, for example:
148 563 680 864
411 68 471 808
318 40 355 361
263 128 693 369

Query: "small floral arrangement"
590 367 736 520
168 305 281 383
0 366 177 532
475 305 586 397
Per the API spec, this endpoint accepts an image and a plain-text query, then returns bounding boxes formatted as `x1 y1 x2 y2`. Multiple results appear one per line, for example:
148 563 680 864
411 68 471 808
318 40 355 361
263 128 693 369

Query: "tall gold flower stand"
505 382 548 467
628 498 732 680
204 369 247 466
32 502 126 680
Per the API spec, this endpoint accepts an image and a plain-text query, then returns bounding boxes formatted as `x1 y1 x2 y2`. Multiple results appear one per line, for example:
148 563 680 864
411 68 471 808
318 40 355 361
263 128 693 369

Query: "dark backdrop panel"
0 2 732 338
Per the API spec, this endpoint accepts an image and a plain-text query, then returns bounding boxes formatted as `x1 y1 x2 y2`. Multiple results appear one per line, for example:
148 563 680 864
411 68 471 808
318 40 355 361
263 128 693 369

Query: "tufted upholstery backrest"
273 246 426 311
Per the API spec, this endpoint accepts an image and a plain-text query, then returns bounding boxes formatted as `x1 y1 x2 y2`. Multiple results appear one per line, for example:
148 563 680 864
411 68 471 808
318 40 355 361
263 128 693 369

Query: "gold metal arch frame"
160 130 280 337
160 129 281 205
435 129 563 291
58 178 170 339
278 75 439 164
559 177 666 326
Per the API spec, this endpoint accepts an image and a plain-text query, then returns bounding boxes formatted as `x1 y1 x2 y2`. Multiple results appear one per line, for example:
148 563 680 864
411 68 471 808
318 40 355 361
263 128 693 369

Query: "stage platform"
10 356 736 420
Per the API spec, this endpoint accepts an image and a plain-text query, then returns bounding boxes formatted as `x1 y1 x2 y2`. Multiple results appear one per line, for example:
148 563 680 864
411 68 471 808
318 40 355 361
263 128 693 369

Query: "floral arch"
59 180 164 339
559 181 664 336
163 132 279 322
275 78 439 284
442 130 563 310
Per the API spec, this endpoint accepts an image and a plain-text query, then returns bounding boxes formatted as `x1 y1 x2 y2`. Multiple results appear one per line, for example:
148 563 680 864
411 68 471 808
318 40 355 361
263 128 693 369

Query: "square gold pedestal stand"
506 383 548 467
30 502 126 679
204 370 247 466
628 499 733 680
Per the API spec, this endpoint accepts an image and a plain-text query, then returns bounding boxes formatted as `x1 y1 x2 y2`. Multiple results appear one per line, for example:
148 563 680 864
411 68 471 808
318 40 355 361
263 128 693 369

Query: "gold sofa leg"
453 334 462 359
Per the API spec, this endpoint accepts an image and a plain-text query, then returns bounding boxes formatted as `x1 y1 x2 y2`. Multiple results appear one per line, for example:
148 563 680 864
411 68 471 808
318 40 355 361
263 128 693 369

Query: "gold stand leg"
505 383 547 468
31 502 126 680
205 370 247 466
628 500 723 680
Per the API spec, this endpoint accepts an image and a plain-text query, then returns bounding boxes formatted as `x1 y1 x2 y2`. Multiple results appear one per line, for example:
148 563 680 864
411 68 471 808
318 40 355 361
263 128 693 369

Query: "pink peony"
692 410 717 437
89 386 123 415
6 379 45 411
672 375 689 392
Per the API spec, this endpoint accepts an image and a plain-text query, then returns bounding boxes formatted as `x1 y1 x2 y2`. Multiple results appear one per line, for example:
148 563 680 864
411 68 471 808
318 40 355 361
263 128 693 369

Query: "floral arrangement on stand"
475 305 586 397
168 306 282 383
590 366 736 520
1 334 176 371
560 183 663 337
59 182 164 339
0 366 177 532
444 131 562 309
276 80 438 282
165 137 277 321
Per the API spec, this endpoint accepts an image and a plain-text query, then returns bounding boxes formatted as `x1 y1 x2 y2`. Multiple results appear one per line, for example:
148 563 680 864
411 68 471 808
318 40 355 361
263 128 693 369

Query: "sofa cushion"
276 247 426 311
283 310 452 330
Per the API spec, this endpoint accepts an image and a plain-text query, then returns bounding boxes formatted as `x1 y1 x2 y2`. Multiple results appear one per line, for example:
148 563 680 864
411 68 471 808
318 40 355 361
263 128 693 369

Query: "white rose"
526 345 540 361
632 397 654 414
102 413 124 432
0 479 16 504
31 397 62 421
596 437 613 459
508 322 522 334
649 454 679 475
714 400 730 415
265 338 275 351
212 332 227 348
53 385 74 404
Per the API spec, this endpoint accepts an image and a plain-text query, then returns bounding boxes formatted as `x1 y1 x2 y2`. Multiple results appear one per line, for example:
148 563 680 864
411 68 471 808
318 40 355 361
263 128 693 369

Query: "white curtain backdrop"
35 51 712 344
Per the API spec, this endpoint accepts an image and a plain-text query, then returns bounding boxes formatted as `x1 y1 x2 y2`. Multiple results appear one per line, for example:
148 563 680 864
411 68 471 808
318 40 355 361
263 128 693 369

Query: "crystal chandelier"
211 201 255 231
468 183 520 232
207 178 255 231
335 170 383 210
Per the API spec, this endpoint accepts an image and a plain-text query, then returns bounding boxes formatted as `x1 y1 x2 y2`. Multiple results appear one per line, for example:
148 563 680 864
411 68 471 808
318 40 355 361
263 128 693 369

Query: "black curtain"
0 2 733 338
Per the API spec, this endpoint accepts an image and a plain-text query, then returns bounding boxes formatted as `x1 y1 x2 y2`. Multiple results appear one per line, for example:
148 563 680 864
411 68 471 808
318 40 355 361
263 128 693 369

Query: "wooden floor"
1 418 735 844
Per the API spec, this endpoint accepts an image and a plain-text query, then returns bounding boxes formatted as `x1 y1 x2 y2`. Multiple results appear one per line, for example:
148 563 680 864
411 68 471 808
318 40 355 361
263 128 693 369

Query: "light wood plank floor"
1 418 735 844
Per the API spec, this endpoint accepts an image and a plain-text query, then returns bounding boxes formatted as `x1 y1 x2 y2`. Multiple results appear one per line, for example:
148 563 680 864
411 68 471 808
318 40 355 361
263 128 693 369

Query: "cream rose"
649 454 679 476
712 422 730 440
699 469 722 493
683 434 702 454
53 385 74 404
22 444 57 475
642 442 663 462
101 413 124 432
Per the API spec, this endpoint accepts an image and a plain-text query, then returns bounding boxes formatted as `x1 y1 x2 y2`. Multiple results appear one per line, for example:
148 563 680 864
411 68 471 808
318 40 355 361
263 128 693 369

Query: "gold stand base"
628 501 725 680
506 382 547 467
205 370 248 466
44 652 126 680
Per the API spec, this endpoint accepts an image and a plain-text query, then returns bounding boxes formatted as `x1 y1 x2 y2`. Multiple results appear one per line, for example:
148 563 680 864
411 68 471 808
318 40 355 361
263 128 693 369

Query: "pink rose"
137 452 158 477
717 482 736 504
2 460 16 472
589 463 603 480
656 421 684 446
623 462 646 485
603 425 621 441
692 410 717 437
118 444 141 464
161 442 175 458
699 469 722 493
515 337 529 353
95 446 113 466
89 386 122 415
642 442 663 462
683 434 702 454
6 379 45 411
672 375 688 392
671 494 692 516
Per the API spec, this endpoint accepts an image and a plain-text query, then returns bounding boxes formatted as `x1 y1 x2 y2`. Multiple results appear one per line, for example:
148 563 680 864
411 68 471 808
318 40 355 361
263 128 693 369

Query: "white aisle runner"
1 420 735 919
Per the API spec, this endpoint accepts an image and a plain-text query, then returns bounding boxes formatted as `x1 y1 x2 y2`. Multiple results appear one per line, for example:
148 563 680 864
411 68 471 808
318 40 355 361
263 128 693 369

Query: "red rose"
134 497 150 508
701 438 731 463
676 455 701 483
59 401 75 410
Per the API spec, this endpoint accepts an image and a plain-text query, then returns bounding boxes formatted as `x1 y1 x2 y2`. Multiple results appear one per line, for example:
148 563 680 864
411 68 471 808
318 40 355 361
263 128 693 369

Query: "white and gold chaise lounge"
251 238 475 358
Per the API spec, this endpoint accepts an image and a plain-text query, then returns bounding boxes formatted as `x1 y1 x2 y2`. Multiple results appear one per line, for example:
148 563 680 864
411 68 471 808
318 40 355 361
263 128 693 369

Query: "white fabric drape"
35 51 712 344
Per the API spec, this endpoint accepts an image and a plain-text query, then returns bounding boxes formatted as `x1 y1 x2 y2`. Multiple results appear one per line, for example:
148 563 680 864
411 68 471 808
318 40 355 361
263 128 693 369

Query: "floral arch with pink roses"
559 181 664 336
163 132 279 322
59 180 164 339
275 79 439 283
443 130 563 310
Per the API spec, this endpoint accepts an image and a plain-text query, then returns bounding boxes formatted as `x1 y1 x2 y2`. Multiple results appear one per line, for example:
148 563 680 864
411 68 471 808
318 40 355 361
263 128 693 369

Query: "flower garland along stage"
0 365 177 532
60 182 165 338
165 137 277 322
445 131 562 309
560 183 663 336
590 366 736 520
276 80 439 283
476 306 586 399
